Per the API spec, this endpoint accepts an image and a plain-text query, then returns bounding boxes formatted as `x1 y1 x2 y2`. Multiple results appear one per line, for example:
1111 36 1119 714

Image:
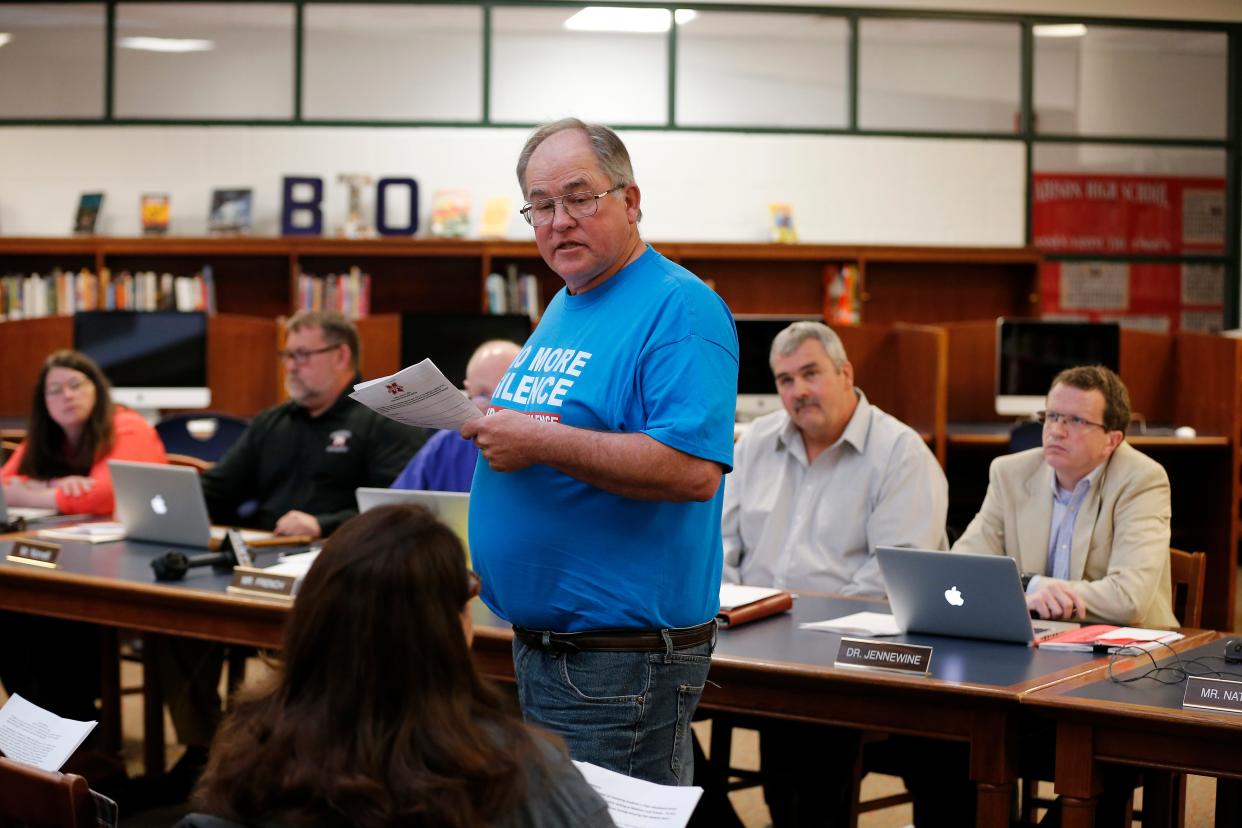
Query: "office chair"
0 755 96 828
155 413 248 462
1008 420 1043 453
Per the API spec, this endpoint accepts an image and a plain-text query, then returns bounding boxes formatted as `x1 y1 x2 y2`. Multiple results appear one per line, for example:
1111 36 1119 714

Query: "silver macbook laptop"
0 483 57 524
109 460 218 548
356 488 470 555
876 546 1079 645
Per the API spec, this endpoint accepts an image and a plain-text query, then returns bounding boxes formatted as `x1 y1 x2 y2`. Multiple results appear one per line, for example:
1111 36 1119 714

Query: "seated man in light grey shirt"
712 321 948 828
723 320 948 596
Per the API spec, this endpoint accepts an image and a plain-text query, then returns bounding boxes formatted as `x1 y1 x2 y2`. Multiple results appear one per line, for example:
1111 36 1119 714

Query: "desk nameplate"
6 539 61 569
834 637 932 676
226 567 297 601
1183 676 1242 715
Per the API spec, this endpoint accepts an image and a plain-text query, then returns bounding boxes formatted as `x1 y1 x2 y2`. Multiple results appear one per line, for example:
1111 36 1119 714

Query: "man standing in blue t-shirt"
461 118 739 785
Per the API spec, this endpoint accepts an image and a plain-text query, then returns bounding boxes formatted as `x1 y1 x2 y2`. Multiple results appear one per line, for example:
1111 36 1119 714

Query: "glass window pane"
676 12 846 129
0 4 104 118
115 3 294 119
859 19 1020 132
491 6 667 125
304 4 482 121
1035 26 1226 139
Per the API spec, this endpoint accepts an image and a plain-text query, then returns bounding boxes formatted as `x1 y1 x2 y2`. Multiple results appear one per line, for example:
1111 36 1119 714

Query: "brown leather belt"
513 619 716 653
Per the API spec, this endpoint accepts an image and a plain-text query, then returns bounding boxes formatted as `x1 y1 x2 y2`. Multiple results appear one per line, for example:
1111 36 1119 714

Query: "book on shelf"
1035 624 1184 652
141 193 170 236
769 203 797 243
73 192 103 235
479 196 512 239
208 188 253 234
486 264 540 320
297 266 371 319
1 267 216 320
428 190 471 238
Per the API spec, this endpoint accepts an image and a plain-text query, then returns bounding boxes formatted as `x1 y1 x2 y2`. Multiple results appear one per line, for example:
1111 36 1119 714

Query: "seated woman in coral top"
2 350 167 516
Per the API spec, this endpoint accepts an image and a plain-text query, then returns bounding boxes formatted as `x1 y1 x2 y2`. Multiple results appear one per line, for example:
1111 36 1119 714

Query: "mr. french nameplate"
226 567 297 601
834 637 933 676
1183 676 1242 714
6 539 61 569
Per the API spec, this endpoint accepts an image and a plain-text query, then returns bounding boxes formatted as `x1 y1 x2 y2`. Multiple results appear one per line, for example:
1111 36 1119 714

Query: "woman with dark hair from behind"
182 503 615 828
1 349 166 515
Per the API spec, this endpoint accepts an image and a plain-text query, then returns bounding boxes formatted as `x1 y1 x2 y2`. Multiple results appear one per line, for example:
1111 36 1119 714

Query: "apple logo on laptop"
944 586 965 607
150 494 168 516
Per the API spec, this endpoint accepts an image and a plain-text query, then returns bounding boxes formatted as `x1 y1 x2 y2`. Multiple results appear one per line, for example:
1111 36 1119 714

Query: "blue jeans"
511 631 714 785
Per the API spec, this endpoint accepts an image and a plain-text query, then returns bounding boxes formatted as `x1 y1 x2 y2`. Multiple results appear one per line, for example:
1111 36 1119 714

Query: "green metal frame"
1 0 1238 323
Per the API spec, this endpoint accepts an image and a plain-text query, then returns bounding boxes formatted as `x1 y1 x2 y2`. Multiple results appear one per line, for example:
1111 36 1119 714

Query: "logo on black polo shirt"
327 429 353 453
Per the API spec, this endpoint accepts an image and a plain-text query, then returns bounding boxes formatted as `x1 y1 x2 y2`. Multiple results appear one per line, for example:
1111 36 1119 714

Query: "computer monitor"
734 314 822 421
73 311 211 412
401 313 531 387
995 318 1120 417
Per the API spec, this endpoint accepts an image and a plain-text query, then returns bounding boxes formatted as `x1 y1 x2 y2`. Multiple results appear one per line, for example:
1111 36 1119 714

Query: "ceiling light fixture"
564 7 696 34
118 36 215 53
1033 23 1087 38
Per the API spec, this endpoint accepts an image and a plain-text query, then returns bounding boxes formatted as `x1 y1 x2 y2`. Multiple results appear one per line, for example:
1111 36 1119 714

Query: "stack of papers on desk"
800 611 901 637
36 521 126 544
1037 625 1184 652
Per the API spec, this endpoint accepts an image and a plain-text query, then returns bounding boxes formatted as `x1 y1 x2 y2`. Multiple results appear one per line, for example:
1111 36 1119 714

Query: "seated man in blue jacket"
391 339 521 492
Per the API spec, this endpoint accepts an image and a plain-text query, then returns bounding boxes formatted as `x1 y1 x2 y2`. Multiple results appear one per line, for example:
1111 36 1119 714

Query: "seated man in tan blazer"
901 365 1175 827
953 363 1175 627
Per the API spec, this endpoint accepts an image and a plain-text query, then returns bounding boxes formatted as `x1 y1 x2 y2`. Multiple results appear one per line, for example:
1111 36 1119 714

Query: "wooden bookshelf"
0 237 1043 323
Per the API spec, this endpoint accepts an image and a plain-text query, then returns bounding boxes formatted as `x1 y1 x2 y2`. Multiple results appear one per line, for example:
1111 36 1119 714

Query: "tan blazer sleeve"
1067 456 1174 627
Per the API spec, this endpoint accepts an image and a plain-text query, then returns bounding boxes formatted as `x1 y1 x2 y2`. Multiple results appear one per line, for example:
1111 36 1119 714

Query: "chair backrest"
155 413 249 462
167 453 214 474
1007 420 1043 453
1169 547 1206 628
0 756 95 828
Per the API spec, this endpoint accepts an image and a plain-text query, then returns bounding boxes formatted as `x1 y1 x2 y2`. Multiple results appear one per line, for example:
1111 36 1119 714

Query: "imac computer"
401 313 532 388
995 318 1120 417
734 314 822 422
73 311 211 412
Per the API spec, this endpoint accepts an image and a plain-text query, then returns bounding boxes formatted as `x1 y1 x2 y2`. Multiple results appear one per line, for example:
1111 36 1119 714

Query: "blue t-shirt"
391 429 479 493
469 246 739 632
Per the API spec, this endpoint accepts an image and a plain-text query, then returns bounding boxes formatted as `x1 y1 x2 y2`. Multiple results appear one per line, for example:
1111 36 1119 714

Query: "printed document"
350 359 481 431
801 612 901 637
719 583 784 610
573 761 702 827
0 693 96 771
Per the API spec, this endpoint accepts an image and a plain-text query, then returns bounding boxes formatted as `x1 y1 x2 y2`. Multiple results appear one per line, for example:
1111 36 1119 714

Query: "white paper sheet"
349 359 482 431
800 611 901 637
718 583 783 611
573 761 703 828
0 694 96 772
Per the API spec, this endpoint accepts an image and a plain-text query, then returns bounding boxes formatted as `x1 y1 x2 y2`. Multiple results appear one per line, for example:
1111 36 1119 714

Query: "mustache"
792 398 820 413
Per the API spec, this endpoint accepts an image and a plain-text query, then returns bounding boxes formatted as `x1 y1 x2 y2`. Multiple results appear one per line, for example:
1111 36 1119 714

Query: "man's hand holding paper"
349 359 482 430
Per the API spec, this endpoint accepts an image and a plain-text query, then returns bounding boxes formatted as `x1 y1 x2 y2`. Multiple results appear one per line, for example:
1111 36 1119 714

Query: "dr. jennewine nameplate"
1183 676 1242 714
834 637 932 675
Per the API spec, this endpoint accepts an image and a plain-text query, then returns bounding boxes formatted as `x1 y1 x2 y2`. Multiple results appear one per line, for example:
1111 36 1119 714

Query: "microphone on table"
151 528 254 581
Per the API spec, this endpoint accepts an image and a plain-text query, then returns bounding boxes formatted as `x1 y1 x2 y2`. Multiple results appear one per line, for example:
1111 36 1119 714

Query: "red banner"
1039 261 1224 334
1032 173 1225 256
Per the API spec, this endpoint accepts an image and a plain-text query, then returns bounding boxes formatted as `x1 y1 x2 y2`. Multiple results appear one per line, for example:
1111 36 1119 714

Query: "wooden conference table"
0 534 1222 828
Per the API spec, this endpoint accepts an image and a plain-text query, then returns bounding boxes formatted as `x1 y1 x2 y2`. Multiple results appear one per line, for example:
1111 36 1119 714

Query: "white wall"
0 126 1026 246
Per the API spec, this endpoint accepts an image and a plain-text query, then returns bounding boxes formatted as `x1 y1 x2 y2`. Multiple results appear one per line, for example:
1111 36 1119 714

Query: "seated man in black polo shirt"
153 310 426 801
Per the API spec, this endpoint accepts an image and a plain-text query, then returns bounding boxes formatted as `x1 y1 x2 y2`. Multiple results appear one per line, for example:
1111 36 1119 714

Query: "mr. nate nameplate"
834 637 933 676
1183 676 1242 714
226 567 297 601
6 539 61 569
